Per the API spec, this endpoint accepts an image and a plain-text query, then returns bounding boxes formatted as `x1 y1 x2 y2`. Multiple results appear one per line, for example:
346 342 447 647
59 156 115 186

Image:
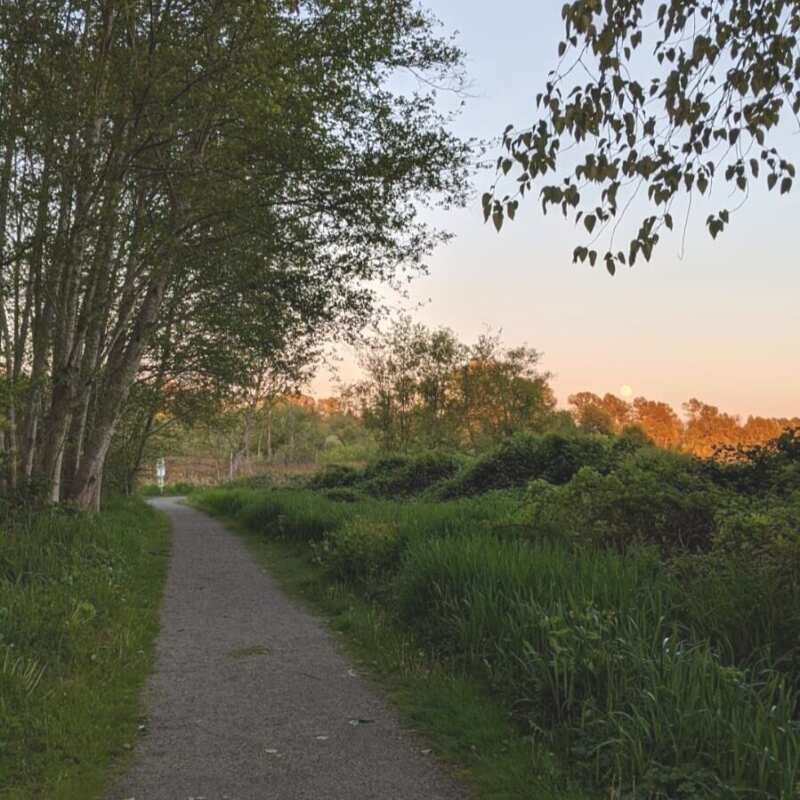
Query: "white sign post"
155 458 166 494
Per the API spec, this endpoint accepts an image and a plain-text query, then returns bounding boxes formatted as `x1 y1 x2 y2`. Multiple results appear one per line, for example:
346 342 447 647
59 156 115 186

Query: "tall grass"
0 497 170 798
196 485 800 799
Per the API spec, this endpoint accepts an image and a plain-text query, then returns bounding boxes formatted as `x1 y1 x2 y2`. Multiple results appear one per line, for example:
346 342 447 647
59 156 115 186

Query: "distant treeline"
115 317 797 489
334 318 797 459
567 393 800 458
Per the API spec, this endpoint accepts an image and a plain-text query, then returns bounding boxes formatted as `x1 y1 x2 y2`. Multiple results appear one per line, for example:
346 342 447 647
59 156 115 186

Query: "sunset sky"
312 1 800 419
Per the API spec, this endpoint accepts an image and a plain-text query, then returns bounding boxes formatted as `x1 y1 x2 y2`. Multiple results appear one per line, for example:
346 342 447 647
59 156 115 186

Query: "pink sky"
312 1 800 420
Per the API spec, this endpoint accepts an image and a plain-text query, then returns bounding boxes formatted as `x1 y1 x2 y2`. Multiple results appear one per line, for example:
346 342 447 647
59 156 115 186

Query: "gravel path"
108 497 466 800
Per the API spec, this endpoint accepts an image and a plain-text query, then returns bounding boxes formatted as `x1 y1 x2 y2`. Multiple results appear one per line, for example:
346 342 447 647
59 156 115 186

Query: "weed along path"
108 497 465 800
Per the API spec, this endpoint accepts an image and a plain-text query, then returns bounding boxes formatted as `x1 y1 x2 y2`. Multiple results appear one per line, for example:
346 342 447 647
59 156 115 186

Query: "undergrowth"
0 497 170 799
195 434 800 799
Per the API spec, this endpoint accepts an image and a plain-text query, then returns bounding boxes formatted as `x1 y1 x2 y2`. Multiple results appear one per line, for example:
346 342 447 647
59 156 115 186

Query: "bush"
361 452 464 497
313 516 401 587
436 433 625 499
525 449 721 553
714 494 800 559
706 428 800 498
226 473 274 490
310 452 465 498
670 549 800 676
195 488 255 518
308 464 361 490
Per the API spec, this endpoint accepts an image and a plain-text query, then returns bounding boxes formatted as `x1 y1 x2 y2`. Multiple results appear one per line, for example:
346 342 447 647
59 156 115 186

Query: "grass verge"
0 497 171 799
209 510 590 800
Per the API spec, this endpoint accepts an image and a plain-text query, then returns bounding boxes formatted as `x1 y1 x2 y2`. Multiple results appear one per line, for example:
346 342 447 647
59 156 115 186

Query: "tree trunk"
68 271 169 509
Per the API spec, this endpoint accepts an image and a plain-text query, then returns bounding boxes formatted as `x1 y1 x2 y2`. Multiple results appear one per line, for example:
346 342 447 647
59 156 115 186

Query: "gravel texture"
107 497 467 800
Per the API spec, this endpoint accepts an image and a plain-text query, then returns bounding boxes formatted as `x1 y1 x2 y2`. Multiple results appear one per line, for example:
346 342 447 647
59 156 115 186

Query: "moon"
619 385 633 399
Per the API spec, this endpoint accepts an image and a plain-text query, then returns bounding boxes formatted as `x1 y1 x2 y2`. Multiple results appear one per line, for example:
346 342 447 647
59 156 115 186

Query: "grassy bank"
0 497 170 799
194 434 800 800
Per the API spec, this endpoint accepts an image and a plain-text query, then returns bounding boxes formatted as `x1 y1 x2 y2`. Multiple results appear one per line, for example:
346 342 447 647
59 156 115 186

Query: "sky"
312 1 800 419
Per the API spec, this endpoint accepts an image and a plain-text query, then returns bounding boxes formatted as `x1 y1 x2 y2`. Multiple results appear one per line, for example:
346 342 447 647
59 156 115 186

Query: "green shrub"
313 516 401 586
310 452 465 498
361 452 464 496
706 428 800 498
669 495 800 674
525 449 721 553
308 464 361 490
714 495 800 558
436 433 624 499
226 473 274 490
670 549 800 678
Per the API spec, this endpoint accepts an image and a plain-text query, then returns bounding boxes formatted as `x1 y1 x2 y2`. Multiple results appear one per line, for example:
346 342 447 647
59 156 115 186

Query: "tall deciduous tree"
351 318 555 450
0 0 470 508
632 396 684 448
486 0 799 273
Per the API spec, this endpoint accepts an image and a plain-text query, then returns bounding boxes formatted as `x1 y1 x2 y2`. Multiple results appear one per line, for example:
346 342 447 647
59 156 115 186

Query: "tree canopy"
0 0 470 507
485 0 799 273
348 317 555 451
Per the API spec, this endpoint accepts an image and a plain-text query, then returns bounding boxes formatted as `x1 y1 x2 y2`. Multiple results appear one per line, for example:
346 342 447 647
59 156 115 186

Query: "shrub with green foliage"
361 452 464 496
670 548 800 678
706 428 800 498
310 452 465 498
313 516 401 588
435 432 630 499
223 489 349 542
525 449 721 553
396 533 799 798
196 487 256 518
308 464 361 490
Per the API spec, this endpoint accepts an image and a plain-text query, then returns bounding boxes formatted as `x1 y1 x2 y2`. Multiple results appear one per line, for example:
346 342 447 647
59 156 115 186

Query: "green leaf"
584 214 597 234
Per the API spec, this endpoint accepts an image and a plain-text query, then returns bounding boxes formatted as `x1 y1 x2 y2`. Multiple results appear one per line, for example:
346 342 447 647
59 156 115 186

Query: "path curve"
108 497 466 800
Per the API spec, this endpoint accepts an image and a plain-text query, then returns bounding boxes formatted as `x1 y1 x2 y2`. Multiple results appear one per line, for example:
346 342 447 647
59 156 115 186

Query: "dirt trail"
107 497 466 800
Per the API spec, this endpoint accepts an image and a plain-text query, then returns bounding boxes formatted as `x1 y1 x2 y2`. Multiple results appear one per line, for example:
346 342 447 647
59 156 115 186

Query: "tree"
485 1 799 273
456 334 555 447
683 398 742 456
568 391 626 433
352 316 442 451
632 397 684 449
351 318 555 451
0 0 470 508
